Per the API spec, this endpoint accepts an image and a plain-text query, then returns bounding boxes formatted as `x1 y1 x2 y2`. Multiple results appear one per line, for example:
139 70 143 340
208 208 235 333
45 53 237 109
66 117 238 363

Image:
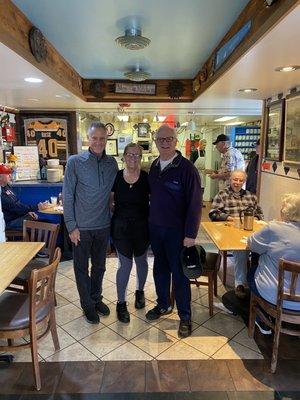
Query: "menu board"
14 146 40 181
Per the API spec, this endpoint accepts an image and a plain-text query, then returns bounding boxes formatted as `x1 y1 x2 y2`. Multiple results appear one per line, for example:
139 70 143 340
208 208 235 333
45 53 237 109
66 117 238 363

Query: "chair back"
23 220 60 263
29 247 61 320
277 259 300 307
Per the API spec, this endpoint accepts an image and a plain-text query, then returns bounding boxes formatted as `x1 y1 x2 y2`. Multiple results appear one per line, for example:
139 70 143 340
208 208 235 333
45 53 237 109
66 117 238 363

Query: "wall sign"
115 82 156 96
24 118 68 161
214 20 252 71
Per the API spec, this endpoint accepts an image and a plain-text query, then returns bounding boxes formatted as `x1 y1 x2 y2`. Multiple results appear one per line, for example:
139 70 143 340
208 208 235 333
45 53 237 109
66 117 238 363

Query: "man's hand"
183 237 195 247
69 228 80 246
227 216 234 221
209 173 219 180
38 201 49 210
28 211 38 220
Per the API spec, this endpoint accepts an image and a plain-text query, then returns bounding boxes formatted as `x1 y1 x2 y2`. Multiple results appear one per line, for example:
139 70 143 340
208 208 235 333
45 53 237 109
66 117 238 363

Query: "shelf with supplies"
230 126 261 160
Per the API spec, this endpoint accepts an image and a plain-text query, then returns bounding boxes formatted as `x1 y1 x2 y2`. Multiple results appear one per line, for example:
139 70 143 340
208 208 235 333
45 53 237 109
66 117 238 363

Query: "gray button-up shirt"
63 150 118 233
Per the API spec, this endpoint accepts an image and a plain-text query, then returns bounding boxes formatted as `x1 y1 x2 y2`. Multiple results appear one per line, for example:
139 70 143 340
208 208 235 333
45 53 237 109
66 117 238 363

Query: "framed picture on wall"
137 123 150 138
106 139 118 156
265 99 285 161
284 95 300 165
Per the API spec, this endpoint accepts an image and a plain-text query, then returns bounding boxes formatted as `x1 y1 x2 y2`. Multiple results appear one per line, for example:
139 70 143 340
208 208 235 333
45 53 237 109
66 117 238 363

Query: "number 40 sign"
24 118 68 161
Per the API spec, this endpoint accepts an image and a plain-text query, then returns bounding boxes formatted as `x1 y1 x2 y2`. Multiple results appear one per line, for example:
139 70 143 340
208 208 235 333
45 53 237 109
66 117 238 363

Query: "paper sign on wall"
14 146 40 181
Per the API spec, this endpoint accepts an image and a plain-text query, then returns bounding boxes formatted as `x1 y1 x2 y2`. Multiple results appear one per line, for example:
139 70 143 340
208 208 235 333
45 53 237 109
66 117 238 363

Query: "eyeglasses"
155 136 174 143
124 153 142 159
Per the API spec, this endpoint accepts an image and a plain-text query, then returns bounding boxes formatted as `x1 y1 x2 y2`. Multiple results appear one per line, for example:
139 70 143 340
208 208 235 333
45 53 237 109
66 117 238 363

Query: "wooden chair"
5 228 23 241
248 259 300 373
0 248 61 390
9 220 60 292
171 252 221 316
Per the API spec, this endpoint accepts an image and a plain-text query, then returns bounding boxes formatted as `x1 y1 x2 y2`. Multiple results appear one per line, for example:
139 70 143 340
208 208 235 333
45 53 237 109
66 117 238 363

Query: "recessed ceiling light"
239 88 257 93
214 116 237 122
55 94 71 98
24 77 43 83
275 65 300 72
27 98 39 101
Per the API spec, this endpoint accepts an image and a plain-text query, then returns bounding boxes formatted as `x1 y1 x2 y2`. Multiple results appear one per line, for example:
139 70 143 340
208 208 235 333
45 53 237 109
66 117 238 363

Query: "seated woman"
111 143 150 323
247 193 300 331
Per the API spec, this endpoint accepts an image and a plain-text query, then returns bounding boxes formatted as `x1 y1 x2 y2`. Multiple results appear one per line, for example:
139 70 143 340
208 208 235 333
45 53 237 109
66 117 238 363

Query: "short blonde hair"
123 142 143 156
281 193 300 222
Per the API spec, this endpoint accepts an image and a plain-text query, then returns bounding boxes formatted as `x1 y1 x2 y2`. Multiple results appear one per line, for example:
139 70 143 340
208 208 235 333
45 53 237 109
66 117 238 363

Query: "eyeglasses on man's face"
155 136 174 143
124 153 142 159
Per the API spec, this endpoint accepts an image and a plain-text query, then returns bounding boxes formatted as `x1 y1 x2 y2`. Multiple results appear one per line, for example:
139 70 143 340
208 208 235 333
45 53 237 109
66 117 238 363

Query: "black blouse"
112 169 149 220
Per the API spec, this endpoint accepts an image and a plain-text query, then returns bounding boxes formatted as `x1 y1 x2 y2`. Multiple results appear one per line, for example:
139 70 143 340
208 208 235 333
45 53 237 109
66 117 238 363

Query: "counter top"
12 180 63 187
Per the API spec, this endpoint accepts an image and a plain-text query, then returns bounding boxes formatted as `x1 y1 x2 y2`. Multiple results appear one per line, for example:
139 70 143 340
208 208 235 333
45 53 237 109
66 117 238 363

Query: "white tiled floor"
1 218 264 362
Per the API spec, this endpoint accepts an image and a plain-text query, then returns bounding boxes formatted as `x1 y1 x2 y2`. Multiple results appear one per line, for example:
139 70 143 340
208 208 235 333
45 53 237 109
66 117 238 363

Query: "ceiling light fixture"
117 115 129 122
238 88 258 93
124 67 151 82
115 28 151 50
24 77 43 83
214 116 237 122
275 65 300 72
27 98 39 101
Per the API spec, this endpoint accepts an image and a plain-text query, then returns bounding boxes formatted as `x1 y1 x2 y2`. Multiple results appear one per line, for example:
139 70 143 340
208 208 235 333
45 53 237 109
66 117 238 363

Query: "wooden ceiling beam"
0 0 84 100
193 0 300 100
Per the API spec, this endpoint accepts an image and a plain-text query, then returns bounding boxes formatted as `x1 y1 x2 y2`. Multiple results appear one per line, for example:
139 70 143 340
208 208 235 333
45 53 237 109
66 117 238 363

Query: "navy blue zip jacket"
148 151 202 239
1 185 38 223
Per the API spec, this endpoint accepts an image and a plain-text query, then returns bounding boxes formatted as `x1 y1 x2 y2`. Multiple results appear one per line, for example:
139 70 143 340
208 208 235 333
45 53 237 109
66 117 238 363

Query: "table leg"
222 251 227 286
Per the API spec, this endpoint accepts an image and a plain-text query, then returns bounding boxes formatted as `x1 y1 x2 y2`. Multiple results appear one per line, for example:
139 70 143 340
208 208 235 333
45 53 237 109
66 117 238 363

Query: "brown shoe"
235 285 247 299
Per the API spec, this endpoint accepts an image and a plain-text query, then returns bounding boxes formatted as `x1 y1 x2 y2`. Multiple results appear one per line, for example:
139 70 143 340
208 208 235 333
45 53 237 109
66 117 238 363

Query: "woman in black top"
111 143 150 323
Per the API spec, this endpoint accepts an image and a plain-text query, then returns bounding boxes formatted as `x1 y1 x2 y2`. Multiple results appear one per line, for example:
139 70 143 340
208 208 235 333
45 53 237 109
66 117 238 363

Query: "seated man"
209 170 263 299
0 164 47 230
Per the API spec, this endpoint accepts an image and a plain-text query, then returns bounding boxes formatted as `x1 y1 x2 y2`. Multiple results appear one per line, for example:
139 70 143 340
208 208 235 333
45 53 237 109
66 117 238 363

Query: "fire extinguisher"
1 113 16 142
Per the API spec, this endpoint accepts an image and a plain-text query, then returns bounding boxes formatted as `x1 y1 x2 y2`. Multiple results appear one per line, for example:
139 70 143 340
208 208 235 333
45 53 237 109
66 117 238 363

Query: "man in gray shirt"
63 122 118 324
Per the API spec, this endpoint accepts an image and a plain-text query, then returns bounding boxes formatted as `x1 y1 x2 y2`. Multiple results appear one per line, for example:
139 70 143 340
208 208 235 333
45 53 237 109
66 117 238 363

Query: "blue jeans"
149 224 191 321
232 250 249 286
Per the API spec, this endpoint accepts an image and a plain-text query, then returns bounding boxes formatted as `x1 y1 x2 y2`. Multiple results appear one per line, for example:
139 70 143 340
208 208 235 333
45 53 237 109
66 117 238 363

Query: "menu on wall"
24 118 68 161
14 146 40 181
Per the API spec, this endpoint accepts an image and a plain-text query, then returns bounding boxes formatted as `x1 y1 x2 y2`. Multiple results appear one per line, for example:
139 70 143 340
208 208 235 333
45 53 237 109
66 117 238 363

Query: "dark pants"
149 224 191 321
73 227 110 311
6 214 34 230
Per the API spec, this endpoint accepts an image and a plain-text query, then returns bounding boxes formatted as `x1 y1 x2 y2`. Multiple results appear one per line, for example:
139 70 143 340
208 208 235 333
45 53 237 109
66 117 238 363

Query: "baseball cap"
0 164 13 174
212 134 230 145
181 245 206 279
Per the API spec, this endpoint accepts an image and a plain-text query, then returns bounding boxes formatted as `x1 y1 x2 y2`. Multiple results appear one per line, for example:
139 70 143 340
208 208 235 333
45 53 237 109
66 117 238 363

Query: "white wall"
260 171 299 220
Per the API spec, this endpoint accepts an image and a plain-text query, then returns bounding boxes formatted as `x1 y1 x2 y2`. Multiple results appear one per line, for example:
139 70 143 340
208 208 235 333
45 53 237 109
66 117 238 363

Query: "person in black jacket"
111 143 150 323
0 164 47 230
246 139 260 194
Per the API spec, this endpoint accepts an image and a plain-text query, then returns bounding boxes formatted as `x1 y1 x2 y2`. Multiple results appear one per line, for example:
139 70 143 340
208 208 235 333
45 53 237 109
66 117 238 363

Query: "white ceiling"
12 0 248 79
0 4 299 120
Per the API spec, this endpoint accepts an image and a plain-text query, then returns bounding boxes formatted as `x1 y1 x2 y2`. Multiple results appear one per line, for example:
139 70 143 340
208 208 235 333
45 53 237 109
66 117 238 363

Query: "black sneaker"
255 319 272 335
95 300 110 316
84 307 100 324
178 320 192 338
145 305 172 321
135 290 145 309
116 301 130 323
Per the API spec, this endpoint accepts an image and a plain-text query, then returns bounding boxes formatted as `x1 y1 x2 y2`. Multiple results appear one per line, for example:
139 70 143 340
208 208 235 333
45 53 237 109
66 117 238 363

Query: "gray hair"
155 124 177 139
87 122 107 137
231 169 247 180
281 193 300 222
124 142 143 156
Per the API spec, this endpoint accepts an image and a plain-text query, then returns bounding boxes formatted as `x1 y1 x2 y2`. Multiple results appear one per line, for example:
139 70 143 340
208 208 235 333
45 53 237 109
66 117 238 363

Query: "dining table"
0 241 44 365
201 220 267 284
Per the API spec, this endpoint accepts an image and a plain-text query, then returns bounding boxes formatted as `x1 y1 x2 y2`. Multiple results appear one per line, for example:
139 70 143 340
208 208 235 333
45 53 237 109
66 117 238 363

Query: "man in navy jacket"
146 125 202 338
0 164 47 230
